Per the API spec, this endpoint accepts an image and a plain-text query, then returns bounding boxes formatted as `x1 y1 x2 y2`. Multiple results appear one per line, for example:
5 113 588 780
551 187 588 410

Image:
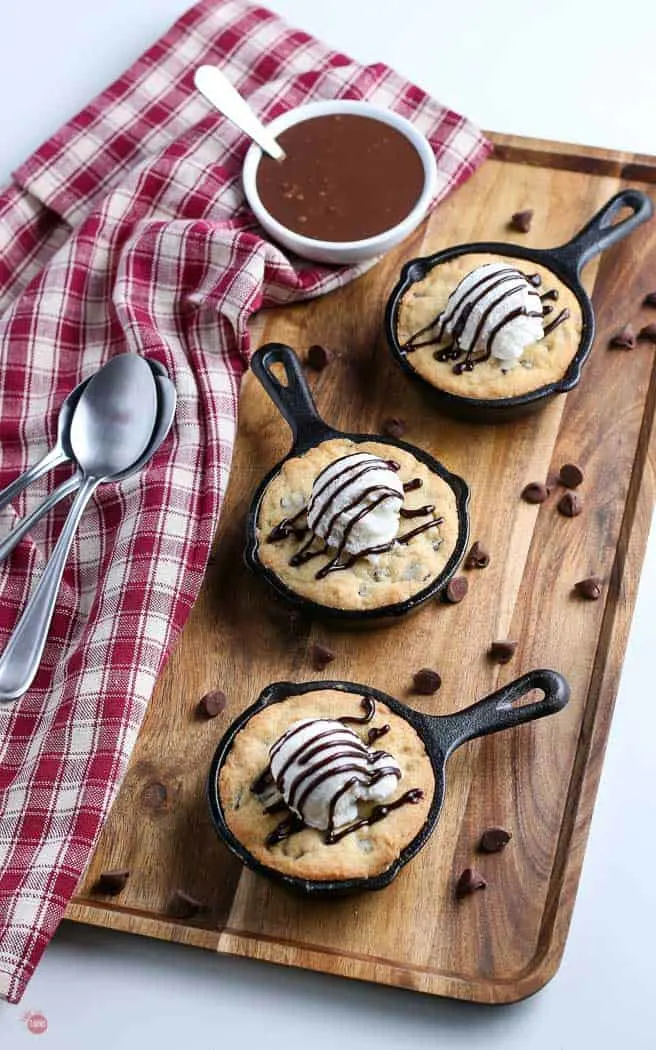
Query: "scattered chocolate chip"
444 576 468 603
141 781 168 810
464 541 490 569
456 867 487 898
479 827 512 854
488 640 517 664
198 689 227 718
170 890 206 919
643 292 656 307
306 344 333 370
310 643 335 671
638 323 656 344
412 668 442 695
94 869 130 896
558 463 584 489
521 481 548 504
574 575 603 601
509 209 533 233
609 325 636 350
381 416 407 440
558 491 583 517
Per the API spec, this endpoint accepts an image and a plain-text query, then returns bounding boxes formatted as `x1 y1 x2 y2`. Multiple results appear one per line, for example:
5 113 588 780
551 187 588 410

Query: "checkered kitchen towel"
0 0 490 1001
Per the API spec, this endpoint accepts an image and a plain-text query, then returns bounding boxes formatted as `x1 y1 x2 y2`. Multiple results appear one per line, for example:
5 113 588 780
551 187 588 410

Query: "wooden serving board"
66 132 656 1004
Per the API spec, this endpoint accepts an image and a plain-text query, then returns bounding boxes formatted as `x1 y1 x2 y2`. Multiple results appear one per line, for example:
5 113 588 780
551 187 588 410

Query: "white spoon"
194 65 285 162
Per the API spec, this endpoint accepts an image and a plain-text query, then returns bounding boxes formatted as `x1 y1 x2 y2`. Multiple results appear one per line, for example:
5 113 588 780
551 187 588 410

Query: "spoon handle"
0 445 69 515
0 472 82 564
0 474 100 702
194 65 285 162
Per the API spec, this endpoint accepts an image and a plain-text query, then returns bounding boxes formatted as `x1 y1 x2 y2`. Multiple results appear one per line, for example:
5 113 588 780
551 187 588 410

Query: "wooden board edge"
487 131 656 183
63 901 541 1004
519 375 656 995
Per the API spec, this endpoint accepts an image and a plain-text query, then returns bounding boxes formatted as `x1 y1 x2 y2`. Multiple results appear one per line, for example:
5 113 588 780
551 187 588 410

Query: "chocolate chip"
198 690 227 718
310 643 335 671
488 640 517 664
521 481 548 504
306 344 333 370
609 325 636 350
412 668 442 695
479 827 512 853
170 890 206 919
643 292 656 307
638 323 656 344
456 867 487 898
94 869 130 895
141 781 168 810
574 575 603 600
381 416 407 440
558 463 584 489
509 209 533 233
444 576 468 603
464 541 490 569
558 491 583 517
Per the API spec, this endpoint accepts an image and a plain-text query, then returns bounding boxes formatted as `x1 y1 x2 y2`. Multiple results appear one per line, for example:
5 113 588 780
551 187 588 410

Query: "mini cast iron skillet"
245 343 470 624
208 670 569 895
385 189 654 423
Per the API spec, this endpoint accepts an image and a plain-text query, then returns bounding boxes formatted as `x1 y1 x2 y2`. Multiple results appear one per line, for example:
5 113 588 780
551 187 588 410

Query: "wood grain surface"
66 133 656 1004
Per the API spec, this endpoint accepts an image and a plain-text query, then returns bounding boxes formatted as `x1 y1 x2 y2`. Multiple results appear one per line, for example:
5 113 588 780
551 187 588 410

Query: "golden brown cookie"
218 689 434 881
255 437 460 611
396 252 583 400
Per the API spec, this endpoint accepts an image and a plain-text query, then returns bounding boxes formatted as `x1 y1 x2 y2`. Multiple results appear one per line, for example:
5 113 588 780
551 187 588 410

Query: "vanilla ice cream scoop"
307 452 404 557
267 718 402 832
437 261 544 366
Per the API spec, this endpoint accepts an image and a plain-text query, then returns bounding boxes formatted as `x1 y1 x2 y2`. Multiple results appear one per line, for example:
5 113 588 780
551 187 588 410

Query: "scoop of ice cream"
268 718 402 831
438 261 544 365
307 453 404 557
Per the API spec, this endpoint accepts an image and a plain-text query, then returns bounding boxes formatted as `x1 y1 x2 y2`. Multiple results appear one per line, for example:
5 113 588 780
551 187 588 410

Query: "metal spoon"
0 376 90 515
0 361 176 564
194 65 285 162
0 354 159 702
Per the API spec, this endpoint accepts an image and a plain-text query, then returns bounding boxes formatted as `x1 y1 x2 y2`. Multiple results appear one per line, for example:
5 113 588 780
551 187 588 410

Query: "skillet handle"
433 669 569 756
250 343 336 450
550 189 653 276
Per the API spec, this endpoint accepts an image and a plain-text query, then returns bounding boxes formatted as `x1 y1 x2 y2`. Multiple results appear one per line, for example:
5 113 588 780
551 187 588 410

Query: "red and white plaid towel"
0 0 490 1002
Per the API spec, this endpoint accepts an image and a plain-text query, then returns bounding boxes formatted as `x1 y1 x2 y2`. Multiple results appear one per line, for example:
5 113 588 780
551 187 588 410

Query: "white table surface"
1 1 655 1047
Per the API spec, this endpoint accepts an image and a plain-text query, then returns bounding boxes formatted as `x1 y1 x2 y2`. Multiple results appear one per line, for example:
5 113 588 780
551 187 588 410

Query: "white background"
1 1 655 1047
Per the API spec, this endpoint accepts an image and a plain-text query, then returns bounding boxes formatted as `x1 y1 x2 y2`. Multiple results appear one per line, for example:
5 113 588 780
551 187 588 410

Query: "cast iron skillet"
208 670 569 896
245 343 470 624
385 189 654 423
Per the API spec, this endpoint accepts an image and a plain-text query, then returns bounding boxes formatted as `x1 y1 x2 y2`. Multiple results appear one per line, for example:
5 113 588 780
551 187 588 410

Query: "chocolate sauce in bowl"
256 114 425 242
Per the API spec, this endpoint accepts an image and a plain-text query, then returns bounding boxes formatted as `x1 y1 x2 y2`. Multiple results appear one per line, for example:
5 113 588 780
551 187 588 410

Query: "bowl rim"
242 98 439 253
244 431 471 623
384 240 596 415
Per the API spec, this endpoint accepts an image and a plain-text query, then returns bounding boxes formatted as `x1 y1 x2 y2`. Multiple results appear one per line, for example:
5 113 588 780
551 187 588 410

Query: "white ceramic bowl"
242 99 439 265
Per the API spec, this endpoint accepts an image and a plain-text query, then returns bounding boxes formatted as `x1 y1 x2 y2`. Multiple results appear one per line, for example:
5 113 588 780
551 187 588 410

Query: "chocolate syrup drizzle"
402 266 569 373
251 697 424 848
267 455 441 578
